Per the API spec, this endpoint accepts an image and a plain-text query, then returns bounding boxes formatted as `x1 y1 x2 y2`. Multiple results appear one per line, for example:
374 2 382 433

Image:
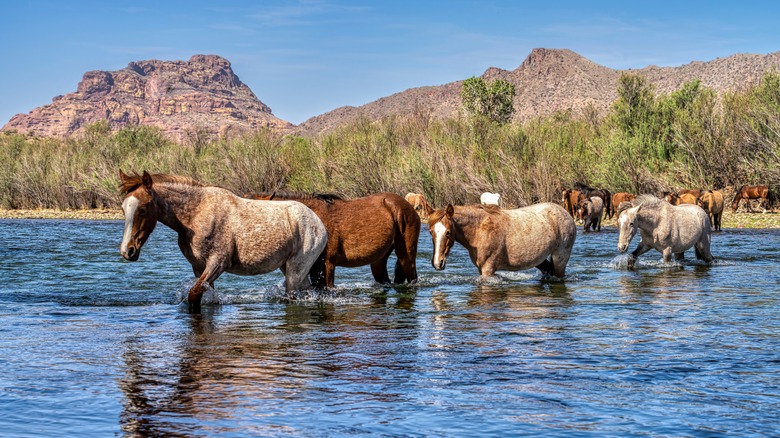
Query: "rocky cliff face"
3 55 292 140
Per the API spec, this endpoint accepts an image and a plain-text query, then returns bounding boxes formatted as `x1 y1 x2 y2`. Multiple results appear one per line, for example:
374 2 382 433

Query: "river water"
0 219 778 436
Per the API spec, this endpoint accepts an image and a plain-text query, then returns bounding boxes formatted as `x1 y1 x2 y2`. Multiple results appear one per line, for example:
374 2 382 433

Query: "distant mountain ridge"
295 48 780 135
4 49 780 139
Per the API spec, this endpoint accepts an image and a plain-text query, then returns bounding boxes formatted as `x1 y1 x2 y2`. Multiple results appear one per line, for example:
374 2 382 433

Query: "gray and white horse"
617 194 713 269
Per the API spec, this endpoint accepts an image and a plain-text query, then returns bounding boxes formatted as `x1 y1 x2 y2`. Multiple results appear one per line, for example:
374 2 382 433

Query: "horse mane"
119 172 204 195
574 182 594 191
616 194 663 217
253 190 343 204
428 204 501 226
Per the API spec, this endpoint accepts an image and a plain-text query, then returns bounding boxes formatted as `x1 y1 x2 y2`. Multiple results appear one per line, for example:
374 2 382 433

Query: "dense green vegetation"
1 71 779 210
461 76 516 124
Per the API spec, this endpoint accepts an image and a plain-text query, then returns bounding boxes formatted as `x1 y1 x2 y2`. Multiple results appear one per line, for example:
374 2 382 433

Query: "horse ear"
142 171 153 190
445 204 454 218
635 204 642 213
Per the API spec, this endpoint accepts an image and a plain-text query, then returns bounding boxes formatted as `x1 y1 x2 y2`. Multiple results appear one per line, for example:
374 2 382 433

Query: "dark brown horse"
248 191 420 288
731 185 775 213
574 183 612 219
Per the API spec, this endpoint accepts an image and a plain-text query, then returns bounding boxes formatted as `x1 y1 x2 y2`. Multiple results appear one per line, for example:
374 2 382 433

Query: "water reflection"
118 298 424 435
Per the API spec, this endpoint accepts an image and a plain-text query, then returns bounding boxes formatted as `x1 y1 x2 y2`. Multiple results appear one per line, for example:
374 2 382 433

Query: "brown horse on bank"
731 185 775 213
248 191 420 288
561 188 585 217
697 190 724 231
574 183 612 219
405 192 435 220
610 192 636 218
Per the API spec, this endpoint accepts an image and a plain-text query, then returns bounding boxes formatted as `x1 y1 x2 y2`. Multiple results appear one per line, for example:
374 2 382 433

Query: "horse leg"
674 252 685 261
695 236 714 263
662 248 674 263
308 255 328 289
628 242 653 269
188 260 226 313
370 249 392 284
536 258 555 277
392 235 419 284
283 254 316 293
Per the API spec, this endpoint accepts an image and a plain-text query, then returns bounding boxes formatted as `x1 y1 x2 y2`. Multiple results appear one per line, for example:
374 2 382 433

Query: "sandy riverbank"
0 209 123 220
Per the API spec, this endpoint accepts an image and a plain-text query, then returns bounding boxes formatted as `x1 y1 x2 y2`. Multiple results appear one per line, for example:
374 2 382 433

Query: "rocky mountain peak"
3 54 289 140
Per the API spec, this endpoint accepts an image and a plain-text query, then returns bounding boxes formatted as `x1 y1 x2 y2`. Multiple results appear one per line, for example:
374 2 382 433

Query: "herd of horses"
118 171 774 313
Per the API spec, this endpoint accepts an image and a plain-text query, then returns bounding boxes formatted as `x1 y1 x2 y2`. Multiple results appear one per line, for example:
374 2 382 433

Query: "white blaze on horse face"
432 221 449 270
120 196 139 255
617 209 637 252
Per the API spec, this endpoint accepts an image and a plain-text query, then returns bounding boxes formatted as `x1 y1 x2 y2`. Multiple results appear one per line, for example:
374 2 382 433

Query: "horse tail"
385 196 420 283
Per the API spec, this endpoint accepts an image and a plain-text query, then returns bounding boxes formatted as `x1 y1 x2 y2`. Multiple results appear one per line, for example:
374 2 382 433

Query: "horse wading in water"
617 194 713 269
119 171 328 312
248 191 420 288
428 203 576 279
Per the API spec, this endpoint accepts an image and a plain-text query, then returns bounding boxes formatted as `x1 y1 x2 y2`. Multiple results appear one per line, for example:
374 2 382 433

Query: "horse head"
119 170 159 261
428 204 455 270
617 204 641 253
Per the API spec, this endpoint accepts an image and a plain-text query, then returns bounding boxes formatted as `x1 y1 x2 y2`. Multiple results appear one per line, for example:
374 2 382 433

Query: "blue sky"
2 1 779 125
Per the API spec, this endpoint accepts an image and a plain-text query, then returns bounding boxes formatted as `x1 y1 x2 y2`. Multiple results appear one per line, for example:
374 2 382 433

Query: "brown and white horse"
428 203 576 279
119 171 328 312
247 191 420 288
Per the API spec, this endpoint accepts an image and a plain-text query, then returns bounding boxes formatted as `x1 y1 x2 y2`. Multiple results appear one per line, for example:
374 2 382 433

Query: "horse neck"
153 183 207 232
636 206 662 229
451 207 487 245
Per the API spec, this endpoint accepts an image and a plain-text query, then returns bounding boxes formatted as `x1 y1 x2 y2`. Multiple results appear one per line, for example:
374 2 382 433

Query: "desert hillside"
4 49 780 139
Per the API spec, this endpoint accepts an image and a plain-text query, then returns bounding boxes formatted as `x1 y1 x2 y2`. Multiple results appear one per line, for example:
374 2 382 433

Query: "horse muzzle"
617 243 628 253
432 258 446 271
121 245 140 261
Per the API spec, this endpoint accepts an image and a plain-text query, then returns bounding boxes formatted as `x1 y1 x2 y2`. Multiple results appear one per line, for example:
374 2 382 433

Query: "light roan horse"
428 203 576 279
405 192 434 220
119 171 328 313
617 194 713 269
731 185 775 213
247 191 420 288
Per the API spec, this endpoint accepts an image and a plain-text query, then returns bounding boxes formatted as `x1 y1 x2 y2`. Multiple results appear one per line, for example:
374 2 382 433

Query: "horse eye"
138 207 147 216
445 231 451 238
